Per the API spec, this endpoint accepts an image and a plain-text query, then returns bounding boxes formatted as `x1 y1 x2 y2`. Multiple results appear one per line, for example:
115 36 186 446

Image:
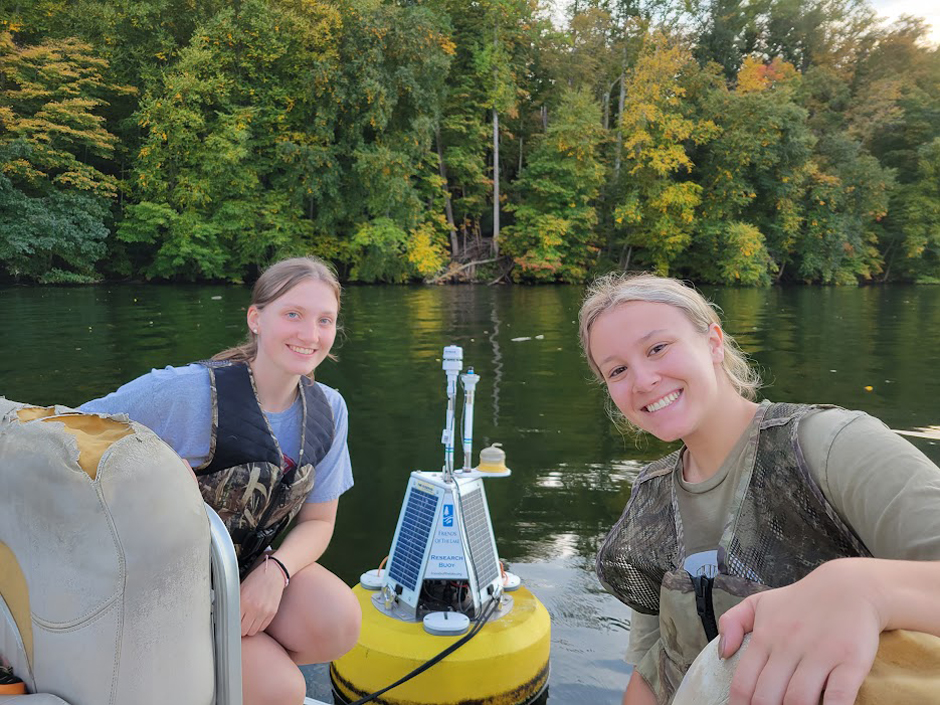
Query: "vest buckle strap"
691 574 719 643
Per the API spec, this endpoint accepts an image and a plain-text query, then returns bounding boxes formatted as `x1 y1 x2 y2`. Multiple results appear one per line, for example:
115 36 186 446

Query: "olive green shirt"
625 403 940 664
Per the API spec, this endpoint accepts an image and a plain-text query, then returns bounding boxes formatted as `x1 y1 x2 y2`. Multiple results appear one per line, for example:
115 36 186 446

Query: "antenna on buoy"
440 346 463 482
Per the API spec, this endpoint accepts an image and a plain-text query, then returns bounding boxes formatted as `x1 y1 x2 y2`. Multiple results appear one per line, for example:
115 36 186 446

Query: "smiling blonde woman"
580 272 940 705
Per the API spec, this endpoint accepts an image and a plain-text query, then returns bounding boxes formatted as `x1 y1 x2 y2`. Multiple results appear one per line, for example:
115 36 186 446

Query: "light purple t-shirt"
80 364 353 503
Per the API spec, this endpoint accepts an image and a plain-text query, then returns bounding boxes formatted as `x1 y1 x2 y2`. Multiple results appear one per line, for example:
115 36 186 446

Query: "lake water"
2 283 939 703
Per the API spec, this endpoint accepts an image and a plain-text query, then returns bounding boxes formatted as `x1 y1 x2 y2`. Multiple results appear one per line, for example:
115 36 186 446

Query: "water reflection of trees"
2 284 247 407
743 287 940 435
4 283 939 582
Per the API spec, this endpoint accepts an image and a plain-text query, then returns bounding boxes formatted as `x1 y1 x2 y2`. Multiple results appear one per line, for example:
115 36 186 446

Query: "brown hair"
213 256 341 378
579 272 761 399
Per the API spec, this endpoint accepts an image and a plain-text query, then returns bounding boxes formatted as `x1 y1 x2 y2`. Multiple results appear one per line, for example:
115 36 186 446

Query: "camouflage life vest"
195 362 334 578
596 402 872 704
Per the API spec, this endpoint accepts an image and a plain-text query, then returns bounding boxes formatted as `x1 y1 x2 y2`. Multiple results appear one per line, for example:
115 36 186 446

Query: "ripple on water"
514 557 634 702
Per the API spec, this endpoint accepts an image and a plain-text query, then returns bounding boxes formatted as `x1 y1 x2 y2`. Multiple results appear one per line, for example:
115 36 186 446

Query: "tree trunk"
880 240 898 283
436 125 459 258
620 243 632 271
518 137 523 175
491 18 501 259
493 107 500 258
603 75 619 131
614 45 627 178
614 70 626 177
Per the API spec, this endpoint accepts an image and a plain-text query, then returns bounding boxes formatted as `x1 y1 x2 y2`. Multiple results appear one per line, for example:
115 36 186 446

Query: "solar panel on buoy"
386 480 445 606
460 486 500 590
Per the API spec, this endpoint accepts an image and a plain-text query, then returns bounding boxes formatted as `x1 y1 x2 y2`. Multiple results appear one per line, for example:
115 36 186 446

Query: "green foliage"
0 32 129 281
794 145 891 284
432 0 534 258
504 89 606 282
4 0 939 285
0 0 68 42
612 34 719 275
693 0 755 80
349 218 414 283
890 138 940 282
691 59 810 282
689 222 773 285
118 0 453 281
0 32 132 199
0 173 108 281
790 64 895 283
760 0 875 74
348 216 449 283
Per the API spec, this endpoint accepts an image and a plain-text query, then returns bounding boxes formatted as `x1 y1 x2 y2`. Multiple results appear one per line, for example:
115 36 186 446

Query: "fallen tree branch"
427 258 498 284
488 259 515 285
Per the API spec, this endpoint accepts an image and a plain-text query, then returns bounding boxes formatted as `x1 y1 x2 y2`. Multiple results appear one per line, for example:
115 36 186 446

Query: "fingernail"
718 634 726 660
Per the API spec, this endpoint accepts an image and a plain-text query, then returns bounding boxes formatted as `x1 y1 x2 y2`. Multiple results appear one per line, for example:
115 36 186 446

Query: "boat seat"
674 630 940 704
0 398 216 705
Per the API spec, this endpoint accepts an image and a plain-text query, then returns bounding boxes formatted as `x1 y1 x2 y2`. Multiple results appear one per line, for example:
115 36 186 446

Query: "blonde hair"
213 256 341 378
579 272 761 399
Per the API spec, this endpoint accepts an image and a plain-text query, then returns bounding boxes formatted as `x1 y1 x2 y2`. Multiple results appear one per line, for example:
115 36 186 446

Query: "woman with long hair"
82 256 361 705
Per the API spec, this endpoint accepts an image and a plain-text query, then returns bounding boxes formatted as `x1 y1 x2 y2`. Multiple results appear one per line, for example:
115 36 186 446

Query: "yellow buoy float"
332 584 550 704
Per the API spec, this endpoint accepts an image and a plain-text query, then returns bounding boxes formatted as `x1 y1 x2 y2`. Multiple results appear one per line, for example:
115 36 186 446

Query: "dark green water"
2 284 939 703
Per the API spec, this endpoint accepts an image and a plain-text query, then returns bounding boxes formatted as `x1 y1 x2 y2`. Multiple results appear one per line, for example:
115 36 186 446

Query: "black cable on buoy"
342 596 501 705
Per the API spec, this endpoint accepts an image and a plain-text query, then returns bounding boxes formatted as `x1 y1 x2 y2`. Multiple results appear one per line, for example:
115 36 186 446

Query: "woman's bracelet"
265 554 290 588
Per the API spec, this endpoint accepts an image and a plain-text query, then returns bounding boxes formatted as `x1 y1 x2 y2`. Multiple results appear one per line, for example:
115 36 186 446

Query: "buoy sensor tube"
459 369 480 472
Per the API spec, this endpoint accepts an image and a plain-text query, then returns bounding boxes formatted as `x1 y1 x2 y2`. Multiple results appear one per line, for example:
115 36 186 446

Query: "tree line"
1 0 938 285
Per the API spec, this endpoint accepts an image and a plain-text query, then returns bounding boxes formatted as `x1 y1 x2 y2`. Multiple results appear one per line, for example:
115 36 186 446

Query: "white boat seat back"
0 399 214 705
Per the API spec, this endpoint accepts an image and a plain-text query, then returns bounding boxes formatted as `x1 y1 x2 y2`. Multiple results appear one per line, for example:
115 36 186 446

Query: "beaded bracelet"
265 554 290 588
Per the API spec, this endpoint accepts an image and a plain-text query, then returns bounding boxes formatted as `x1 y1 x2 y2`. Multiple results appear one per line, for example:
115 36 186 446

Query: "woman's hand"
719 558 885 705
239 502 337 639
240 558 288 637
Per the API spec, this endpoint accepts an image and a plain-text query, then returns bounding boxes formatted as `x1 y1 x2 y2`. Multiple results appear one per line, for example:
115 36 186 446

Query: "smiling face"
246 278 339 380
588 300 728 444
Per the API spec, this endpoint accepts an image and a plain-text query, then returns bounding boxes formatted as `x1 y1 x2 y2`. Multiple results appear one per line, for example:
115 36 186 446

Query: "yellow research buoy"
331 345 551 705
331 584 550 705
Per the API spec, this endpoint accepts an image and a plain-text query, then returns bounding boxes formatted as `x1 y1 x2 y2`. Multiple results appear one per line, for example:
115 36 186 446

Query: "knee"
247 661 306 705
275 567 364 664
242 636 307 705
334 588 362 656
270 667 306 705
317 586 362 662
